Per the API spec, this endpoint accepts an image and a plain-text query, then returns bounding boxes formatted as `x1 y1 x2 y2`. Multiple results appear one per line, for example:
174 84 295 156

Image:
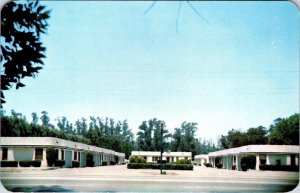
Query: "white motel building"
0 137 125 167
195 145 299 171
131 151 192 163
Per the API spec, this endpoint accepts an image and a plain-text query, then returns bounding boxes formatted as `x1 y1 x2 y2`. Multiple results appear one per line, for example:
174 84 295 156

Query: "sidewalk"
1 165 299 180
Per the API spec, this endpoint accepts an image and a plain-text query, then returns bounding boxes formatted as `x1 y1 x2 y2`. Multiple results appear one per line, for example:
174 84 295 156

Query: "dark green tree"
31 112 39 125
1 1 50 106
268 114 299 145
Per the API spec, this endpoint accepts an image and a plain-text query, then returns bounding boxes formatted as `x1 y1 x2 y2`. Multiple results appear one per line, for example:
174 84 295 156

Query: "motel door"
65 150 72 168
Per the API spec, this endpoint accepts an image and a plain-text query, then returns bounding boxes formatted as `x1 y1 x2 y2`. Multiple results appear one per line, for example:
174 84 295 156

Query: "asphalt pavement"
0 165 299 192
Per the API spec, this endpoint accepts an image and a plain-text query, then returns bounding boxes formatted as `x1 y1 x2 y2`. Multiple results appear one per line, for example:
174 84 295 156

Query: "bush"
72 161 80 168
259 164 299 172
55 160 65 167
216 163 223 169
232 164 236 170
129 156 146 163
102 160 108 166
176 159 191 165
31 160 41 167
157 160 167 164
241 154 256 170
46 148 58 167
204 163 212 167
19 160 31 167
127 163 193 170
1 161 18 167
110 160 116 165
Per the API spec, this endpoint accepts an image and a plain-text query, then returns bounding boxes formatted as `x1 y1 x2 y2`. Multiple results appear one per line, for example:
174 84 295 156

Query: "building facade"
0 137 125 167
131 151 192 163
196 145 299 171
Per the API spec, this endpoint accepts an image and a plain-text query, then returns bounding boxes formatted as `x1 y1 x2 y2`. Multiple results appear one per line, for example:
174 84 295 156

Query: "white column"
41 148 47 167
286 155 291 165
255 154 260 171
236 155 240 171
58 149 62 160
266 154 270 165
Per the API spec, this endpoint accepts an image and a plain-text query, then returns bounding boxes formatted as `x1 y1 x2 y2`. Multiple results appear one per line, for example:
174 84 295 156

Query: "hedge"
241 154 256 171
259 164 299 172
1 161 18 167
204 163 212 167
55 160 65 167
72 161 80 168
110 161 116 165
19 160 31 167
102 160 108 166
129 156 146 163
216 163 223 169
127 163 193 170
176 159 191 165
86 160 94 167
31 160 41 167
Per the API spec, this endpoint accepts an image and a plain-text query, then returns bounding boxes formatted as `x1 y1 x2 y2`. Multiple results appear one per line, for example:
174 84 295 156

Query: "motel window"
61 150 64 160
2 148 8 160
35 148 43 160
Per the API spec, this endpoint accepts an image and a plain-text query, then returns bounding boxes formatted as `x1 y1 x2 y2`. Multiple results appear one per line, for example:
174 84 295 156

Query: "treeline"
1 110 134 158
218 113 299 149
135 119 219 158
1 110 298 159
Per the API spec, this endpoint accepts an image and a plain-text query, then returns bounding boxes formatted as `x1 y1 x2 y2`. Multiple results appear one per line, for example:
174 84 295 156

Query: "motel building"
131 151 192 163
0 137 125 167
195 145 299 171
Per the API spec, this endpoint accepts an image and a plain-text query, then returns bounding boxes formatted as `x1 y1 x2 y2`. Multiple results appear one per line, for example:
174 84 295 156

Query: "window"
61 150 64 160
35 148 43 160
2 148 8 160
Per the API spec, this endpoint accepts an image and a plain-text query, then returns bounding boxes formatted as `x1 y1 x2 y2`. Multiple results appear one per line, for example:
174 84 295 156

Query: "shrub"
110 161 116 165
55 160 65 167
127 163 193 170
241 154 256 170
19 160 31 167
72 161 80 168
31 160 41 167
46 148 58 167
102 160 108 166
129 156 146 163
157 160 167 164
1 161 18 167
259 164 299 172
241 164 248 171
216 163 223 169
176 159 191 165
232 164 236 170
204 163 212 167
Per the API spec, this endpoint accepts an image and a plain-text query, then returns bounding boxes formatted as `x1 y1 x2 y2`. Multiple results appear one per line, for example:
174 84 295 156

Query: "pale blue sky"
4 1 299 142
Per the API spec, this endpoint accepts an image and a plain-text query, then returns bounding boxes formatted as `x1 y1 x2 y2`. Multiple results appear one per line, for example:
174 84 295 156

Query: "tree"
268 114 299 145
31 112 39 125
40 111 50 127
246 126 268 145
1 1 50 106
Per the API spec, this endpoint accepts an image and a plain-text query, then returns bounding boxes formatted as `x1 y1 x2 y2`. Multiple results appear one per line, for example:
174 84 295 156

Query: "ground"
0 165 299 192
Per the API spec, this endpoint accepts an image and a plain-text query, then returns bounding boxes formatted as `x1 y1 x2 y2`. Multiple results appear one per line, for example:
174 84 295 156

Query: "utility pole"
160 121 165 175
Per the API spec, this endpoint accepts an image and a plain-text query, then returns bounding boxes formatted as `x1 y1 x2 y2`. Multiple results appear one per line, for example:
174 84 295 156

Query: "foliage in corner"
1 0 50 106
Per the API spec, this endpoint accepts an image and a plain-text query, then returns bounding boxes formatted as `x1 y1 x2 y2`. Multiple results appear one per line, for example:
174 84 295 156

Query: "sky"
3 1 299 142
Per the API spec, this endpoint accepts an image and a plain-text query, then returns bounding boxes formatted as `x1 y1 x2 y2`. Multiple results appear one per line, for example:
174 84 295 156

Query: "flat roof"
131 151 192 157
0 137 125 157
208 145 300 157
